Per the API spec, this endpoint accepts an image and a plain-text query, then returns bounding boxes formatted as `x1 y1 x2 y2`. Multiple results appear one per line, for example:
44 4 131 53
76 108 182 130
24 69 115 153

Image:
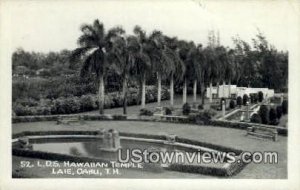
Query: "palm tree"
177 40 194 104
108 28 150 114
215 46 228 98
225 49 236 98
70 19 112 114
187 44 206 105
133 26 152 109
147 31 173 107
204 46 218 103
164 36 185 107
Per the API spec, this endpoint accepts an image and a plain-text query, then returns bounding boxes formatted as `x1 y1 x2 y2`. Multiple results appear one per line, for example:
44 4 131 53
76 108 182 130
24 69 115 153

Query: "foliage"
198 104 204 110
269 108 278 125
229 100 235 109
242 94 249 106
259 105 269 124
12 21 288 116
250 113 261 123
139 108 154 116
250 93 258 104
188 109 216 124
165 107 173 115
236 96 242 107
13 86 169 116
282 100 288 114
276 105 283 119
258 91 264 102
182 103 191 115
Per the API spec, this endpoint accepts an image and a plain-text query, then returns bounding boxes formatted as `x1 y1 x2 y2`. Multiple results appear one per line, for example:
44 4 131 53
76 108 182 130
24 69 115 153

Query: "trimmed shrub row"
13 85 170 116
253 104 286 126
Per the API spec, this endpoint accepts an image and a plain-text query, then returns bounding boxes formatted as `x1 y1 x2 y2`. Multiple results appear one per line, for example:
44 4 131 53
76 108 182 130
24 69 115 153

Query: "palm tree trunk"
98 73 105 114
141 73 146 108
193 79 197 104
170 74 174 107
222 81 225 98
216 81 220 98
183 77 187 104
122 75 127 114
201 82 205 105
157 73 162 107
138 79 143 105
228 80 231 99
209 81 213 103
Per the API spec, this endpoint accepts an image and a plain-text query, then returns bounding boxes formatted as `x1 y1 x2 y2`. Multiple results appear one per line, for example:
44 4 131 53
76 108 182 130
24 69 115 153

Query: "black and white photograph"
1 0 300 189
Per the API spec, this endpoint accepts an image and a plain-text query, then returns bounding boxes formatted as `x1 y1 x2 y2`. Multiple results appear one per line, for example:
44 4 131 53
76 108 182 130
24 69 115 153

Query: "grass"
11 95 287 178
12 120 287 178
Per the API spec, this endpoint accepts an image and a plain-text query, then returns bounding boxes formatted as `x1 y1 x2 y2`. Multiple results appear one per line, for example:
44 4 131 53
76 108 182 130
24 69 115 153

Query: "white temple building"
206 85 275 99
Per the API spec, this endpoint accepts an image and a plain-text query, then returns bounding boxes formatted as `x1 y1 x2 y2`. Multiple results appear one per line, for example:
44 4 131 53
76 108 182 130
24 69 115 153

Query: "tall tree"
187 44 206 105
147 31 173 107
133 26 152 109
225 49 236 98
164 36 185 107
70 19 111 114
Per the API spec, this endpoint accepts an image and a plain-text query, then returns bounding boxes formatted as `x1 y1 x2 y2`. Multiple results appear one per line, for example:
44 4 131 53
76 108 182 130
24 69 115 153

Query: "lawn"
12 120 287 179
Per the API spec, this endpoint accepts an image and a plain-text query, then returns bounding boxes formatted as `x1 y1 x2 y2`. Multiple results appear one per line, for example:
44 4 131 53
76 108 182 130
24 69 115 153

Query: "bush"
188 109 216 125
259 105 269 124
276 106 283 119
250 113 261 123
250 94 258 104
236 96 242 107
165 107 172 115
198 104 204 110
229 100 235 109
269 108 278 125
182 103 191 115
80 95 95 111
242 94 249 106
282 100 288 114
139 109 153 116
64 97 80 114
258 91 264 102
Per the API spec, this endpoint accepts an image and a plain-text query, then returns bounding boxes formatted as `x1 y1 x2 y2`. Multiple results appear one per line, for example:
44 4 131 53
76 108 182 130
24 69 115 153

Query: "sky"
7 0 298 53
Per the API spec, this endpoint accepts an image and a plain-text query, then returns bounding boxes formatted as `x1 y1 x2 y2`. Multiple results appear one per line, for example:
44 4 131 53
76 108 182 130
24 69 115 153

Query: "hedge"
13 85 170 116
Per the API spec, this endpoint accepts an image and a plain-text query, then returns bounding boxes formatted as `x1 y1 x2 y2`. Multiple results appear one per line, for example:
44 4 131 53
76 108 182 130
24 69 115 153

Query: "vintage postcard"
1 0 300 189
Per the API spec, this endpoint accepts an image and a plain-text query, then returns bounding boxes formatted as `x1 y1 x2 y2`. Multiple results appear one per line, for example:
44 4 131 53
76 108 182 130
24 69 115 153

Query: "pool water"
26 137 225 167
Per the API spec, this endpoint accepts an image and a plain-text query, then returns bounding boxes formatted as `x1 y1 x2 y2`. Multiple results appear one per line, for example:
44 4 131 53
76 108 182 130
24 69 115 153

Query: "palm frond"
69 46 92 64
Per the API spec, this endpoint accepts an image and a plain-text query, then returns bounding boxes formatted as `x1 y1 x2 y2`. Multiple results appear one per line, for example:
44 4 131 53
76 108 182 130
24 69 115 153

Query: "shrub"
188 109 216 125
80 95 95 111
276 105 283 119
139 109 153 116
198 104 204 110
259 105 269 124
258 91 264 102
64 97 80 114
269 108 278 125
229 100 235 109
250 94 257 104
242 94 249 106
182 103 191 115
253 93 258 103
165 107 172 115
250 113 261 123
282 100 288 114
236 96 242 107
